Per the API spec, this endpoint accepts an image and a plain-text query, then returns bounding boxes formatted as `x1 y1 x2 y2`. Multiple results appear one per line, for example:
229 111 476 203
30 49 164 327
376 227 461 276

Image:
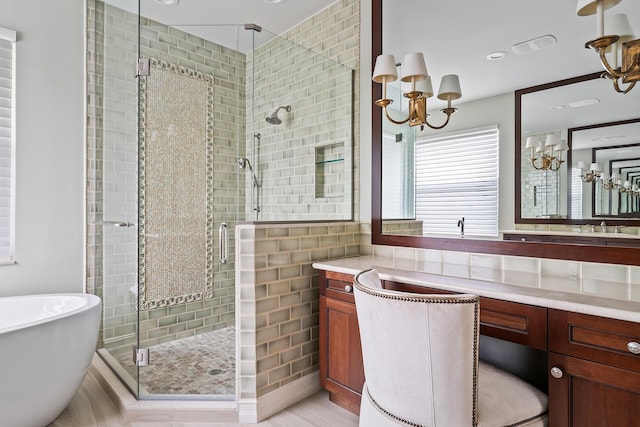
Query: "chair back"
353 269 480 426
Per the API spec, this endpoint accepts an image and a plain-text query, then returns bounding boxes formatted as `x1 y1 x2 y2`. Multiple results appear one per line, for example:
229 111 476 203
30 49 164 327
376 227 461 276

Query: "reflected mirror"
517 73 640 224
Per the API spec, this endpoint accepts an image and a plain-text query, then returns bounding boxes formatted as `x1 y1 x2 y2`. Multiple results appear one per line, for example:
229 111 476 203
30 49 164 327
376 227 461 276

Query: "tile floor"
113 327 235 396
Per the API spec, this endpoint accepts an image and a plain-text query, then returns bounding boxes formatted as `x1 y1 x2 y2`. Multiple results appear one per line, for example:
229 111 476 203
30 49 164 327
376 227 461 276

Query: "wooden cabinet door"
319 295 364 414
548 352 640 426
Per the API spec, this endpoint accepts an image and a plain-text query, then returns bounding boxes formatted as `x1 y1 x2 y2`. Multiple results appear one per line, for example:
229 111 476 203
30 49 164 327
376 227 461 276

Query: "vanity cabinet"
318 270 365 414
547 309 640 426
318 271 547 415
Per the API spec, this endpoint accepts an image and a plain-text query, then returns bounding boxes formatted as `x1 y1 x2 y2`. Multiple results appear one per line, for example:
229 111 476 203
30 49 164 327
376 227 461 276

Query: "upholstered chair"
353 269 548 427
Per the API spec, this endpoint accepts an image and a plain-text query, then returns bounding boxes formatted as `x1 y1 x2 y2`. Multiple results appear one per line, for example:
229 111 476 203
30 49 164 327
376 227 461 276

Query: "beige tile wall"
237 222 360 399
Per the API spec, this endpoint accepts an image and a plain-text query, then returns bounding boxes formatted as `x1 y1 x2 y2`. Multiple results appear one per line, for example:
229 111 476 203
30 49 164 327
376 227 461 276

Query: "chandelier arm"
424 108 455 130
597 48 622 78
381 105 411 125
612 78 637 94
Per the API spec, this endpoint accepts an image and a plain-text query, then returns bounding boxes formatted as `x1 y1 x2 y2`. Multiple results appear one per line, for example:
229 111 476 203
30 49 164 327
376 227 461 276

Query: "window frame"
0 26 16 265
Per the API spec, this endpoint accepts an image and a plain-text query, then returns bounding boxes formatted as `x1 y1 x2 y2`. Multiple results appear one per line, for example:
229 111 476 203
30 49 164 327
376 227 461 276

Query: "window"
0 27 16 264
415 125 499 237
571 167 583 219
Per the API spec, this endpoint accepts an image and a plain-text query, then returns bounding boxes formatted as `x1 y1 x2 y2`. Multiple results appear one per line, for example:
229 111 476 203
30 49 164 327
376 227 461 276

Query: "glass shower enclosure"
87 0 353 401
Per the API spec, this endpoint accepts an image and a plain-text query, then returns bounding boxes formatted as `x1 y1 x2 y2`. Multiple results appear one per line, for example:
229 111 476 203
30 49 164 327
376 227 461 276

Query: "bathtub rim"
0 293 101 334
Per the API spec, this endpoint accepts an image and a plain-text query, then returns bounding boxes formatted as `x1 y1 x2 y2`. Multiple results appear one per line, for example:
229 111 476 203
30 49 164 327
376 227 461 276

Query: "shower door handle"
219 223 229 264
93 220 136 228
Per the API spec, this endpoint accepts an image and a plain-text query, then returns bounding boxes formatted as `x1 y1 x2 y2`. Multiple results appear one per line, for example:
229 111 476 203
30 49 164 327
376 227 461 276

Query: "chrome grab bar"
93 220 136 228
219 223 229 264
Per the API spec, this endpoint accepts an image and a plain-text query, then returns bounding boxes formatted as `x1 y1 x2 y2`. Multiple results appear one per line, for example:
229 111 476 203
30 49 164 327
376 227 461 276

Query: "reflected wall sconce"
372 52 462 129
577 0 639 93
602 171 622 189
525 134 568 171
577 161 602 182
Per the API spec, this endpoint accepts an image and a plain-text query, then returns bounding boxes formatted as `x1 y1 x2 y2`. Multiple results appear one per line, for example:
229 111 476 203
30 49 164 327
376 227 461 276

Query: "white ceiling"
109 0 639 102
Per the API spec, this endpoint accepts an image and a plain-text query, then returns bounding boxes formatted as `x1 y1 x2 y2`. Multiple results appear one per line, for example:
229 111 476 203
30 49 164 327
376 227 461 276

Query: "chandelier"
576 161 602 182
372 53 461 129
577 0 640 93
525 134 568 171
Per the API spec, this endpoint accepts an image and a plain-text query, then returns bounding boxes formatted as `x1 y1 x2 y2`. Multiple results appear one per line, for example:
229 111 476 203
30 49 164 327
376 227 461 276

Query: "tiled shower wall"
87 1 243 351
246 0 360 222
237 222 360 400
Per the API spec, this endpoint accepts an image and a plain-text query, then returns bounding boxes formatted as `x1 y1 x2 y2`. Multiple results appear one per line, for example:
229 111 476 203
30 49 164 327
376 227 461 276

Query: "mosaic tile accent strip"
138 58 215 309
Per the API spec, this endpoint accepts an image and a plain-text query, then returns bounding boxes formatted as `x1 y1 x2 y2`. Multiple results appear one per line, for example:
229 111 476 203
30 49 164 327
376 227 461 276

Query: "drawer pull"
344 285 353 293
628 341 640 354
550 367 563 379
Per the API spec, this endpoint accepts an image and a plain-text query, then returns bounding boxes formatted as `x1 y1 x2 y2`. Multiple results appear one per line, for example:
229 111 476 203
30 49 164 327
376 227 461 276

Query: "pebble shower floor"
114 326 235 396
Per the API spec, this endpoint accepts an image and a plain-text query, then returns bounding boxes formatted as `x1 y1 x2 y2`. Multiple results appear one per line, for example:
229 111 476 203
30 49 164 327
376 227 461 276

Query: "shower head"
266 105 291 125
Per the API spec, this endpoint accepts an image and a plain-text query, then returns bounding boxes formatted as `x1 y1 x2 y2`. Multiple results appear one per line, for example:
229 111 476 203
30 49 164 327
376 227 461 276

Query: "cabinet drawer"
549 309 640 373
321 271 355 303
384 281 547 350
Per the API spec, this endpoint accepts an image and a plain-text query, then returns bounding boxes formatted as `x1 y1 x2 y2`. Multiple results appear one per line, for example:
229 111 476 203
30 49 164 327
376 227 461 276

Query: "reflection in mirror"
373 0 640 262
574 121 640 217
517 73 640 224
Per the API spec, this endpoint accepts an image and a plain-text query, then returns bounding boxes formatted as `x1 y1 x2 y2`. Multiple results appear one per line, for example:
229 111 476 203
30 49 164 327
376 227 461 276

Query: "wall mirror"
371 0 640 265
516 73 640 224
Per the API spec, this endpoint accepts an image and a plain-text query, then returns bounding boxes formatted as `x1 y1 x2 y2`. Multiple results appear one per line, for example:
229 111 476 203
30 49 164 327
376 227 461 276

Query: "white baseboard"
238 371 321 423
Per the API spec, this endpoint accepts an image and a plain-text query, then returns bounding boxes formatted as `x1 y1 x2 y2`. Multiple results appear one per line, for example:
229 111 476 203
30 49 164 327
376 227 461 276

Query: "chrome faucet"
457 217 465 238
600 221 607 233
615 225 626 233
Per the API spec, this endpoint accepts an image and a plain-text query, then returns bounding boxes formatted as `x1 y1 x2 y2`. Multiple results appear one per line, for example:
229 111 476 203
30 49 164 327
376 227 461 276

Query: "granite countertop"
312 255 640 323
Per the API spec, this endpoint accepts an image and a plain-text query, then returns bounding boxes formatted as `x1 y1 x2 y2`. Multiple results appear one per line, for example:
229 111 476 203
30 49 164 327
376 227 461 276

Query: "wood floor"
48 369 359 427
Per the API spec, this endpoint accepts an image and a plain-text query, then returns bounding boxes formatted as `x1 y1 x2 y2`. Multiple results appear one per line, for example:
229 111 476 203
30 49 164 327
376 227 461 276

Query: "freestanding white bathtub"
0 293 102 427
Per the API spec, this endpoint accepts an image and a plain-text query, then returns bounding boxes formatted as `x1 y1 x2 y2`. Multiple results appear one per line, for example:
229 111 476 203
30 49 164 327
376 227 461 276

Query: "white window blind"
415 125 499 237
571 167 583 219
0 28 16 264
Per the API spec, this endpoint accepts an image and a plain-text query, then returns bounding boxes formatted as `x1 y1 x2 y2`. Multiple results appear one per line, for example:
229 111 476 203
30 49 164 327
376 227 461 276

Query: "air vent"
512 35 557 55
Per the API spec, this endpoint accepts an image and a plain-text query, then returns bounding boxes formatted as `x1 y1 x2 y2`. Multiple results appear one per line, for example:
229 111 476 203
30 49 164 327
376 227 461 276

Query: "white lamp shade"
590 162 601 172
545 134 561 147
634 184 639 191
437 74 462 101
535 145 544 153
605 13 635 40
601 172 610 180
577 161 587 169
400 52 428 83
525 136 538 149
401 75 434 97
557 139 569 151
576 0 621 16
372 54 398 83
612 171 621 179
624 180 631 188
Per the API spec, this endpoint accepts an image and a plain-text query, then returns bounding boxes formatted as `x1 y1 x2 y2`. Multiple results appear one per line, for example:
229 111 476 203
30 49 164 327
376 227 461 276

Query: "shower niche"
315 142 346 199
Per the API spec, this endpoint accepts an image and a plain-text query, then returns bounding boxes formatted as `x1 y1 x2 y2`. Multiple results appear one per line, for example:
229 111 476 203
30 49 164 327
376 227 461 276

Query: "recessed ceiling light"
512 35 557 55
155 0 179 5
549 105 565 110
486 51 507 61
569 98 600 108
264 0 286 4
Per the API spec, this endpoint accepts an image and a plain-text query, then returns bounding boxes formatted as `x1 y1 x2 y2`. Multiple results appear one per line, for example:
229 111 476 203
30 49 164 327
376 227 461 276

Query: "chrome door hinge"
134 347 150 366
136 58 150 77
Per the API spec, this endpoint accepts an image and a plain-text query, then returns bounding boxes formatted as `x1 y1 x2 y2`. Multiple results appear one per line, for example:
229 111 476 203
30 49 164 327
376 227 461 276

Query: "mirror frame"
370 0 640 265
515 72 640 225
